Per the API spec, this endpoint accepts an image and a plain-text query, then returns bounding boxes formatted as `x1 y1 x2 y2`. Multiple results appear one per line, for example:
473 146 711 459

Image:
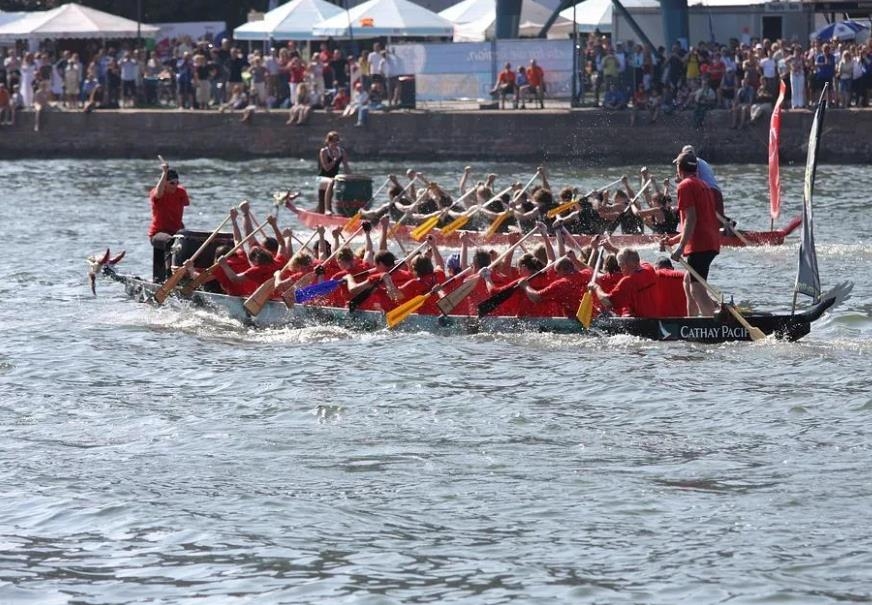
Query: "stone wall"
2 107 869 165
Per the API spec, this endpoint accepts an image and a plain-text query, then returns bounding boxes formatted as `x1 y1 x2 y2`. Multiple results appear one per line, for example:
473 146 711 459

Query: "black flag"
794 85 826 304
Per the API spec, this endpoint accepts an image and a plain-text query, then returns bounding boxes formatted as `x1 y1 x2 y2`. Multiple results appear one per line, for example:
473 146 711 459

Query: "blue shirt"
696 157 720 192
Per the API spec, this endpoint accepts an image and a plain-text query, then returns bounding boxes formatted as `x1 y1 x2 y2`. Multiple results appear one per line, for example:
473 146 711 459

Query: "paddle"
242 228 327 317
576 247 604 328
716 211 752 247
347 239 430 311
385 267 474 328
179 221 270 297
477 257 562 317
546 178 623 219
483 171 543 241
667 246 766 341
388 185 429 239
440 185 513 236
409 187 478 241
435 228 541 315
342 175 391 233
153 213 232 304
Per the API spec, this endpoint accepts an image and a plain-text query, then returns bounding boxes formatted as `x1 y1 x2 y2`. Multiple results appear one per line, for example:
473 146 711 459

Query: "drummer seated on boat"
588 245 660 318
148 163 190 283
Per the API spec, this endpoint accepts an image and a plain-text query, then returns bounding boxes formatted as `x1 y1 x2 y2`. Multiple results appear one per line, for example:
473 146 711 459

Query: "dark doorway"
762 16 783 41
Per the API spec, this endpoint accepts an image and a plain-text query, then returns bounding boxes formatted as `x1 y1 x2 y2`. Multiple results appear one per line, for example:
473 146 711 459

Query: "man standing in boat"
318 131 350 214
666 150 720 317
679 144 733 232
148 158 190 283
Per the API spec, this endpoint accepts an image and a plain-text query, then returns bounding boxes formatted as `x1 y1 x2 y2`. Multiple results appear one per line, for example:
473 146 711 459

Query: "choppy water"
1 157 871 604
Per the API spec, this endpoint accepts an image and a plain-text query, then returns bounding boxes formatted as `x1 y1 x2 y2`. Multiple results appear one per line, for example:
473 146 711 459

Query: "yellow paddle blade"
483 211 510 241
576 291 594 328
343 212 362 233
546 199 578 219
440 213 470 236
386 294 429 328
410 215 440 241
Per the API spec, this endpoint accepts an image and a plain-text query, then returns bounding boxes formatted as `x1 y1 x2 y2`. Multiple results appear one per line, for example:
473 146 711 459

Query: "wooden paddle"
576 247 604 328
153 213 232 304
242 228 326 317
477 256 563 317
483 172 544 241
409 187 479 241
546 178 623 219
179 222 269 297
716 211 753 247
347 239 430 311
386 267 473 328
668 246 766 341
440 185 513 236
435 228 541 316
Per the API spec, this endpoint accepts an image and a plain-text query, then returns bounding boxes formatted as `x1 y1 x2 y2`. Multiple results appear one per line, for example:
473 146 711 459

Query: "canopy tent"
550 0 613 35
0 3 159 42
440 0 573 42
311 0 454 38
233 0 344 41
0 11 28 28
811 19 869 41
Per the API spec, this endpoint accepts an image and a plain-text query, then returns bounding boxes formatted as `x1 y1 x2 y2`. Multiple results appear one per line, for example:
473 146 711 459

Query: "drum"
332 174 373 217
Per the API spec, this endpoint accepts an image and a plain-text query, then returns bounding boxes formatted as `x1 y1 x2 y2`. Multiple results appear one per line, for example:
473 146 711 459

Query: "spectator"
105 57 121 108
0 82 11 125
719 65 737 109
490 62 515 109
515 65 531 109
193 54 210 109
732 76 755 128
601 49 620 91
836 50 854 108
527 59 545 108
331 86 349 112
750 81 774 123
812 43 834 103
249 56 267 108
286 81 312 126
788 46 806 109
120 51 138 108
630 82 647 125
602 82 627 109
692 76 716 128
64 52 82 108
176 52 194 109
228 47 248 94
20 52 36 107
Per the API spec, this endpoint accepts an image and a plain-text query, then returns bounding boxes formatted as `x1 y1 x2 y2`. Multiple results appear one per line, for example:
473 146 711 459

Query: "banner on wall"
392 39 573 101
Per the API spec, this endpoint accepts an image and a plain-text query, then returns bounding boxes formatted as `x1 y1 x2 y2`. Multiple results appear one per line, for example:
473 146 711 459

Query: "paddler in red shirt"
588 247 659 317
654 257 688 317
383 237 446 315
344 250 412 312
518 255 592 318
664 150 721 316
148 159 190 283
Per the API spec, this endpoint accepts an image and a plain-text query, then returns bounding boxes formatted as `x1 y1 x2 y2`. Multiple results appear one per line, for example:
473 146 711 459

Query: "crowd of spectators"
581 33 872 126
0 36 406 126
2 31 872 128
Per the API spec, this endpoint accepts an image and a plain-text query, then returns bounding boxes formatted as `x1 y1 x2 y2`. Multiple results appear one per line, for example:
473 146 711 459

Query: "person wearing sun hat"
663 149 720 317
148 157 190 283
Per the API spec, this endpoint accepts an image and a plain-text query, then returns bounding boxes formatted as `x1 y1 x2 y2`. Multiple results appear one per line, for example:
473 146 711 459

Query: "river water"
1 158 870 604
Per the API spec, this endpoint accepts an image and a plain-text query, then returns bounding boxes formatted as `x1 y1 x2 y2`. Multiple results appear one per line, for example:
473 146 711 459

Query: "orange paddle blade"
546 199 579 219
343 212 362 233
483 211 510 241
410 215 440 241
386 294 429 328
440 213 470 236
576 291 594 328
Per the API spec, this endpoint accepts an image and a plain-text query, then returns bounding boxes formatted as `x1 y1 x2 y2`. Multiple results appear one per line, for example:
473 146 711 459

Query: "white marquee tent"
312 0 454 38
0 3 158 42
551 0 614 35
233 0 344 41
440 0 573 42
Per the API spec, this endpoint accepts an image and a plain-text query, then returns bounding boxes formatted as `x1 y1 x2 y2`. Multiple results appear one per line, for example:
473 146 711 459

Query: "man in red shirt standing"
148 159 190 283
665 150 720 316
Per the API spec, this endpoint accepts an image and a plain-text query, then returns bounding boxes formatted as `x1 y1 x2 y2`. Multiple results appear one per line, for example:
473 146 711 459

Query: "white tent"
0 3 159 42
0 11 28 28
233 0 344 41
552 0 613 35
312 0 454 38
441 0 573 42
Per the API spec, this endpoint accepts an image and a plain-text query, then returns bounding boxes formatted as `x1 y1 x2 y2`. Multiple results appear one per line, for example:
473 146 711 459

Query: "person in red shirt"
384 252 446 316
519 256 592 318
148 159 190 283
654 257 688 317
665 150 721 316
490 62 516 109
217 246 276 297
589 247 659 317
526 59 545 108
344 250 411 312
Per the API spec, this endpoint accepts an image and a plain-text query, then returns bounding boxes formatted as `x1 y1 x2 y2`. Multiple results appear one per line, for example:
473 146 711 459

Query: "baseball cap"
673 150 698 172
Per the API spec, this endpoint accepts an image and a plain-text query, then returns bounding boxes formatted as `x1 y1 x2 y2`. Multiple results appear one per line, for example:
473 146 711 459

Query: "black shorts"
686 251 717 283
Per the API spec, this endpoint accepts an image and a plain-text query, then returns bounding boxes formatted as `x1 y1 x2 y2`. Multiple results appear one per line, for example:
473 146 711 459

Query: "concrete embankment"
2 106 869 164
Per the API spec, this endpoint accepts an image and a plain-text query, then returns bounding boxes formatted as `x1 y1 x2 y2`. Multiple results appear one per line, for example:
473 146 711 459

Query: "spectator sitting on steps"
602 83 627 110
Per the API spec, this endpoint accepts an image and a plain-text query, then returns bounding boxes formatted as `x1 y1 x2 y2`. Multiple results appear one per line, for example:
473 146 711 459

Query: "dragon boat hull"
101 266 848 344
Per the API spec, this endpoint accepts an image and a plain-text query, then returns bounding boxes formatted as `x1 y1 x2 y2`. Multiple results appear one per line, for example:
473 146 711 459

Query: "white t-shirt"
759 56 777 79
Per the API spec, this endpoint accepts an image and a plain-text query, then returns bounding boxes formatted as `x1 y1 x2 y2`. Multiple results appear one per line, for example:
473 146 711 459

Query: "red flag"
769 79 787 221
